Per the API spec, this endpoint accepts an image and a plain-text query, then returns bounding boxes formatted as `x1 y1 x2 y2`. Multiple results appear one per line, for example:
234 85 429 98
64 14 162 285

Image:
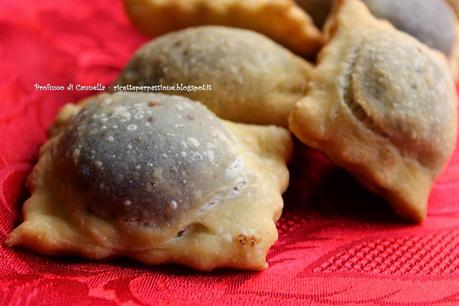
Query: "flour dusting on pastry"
6 92 292 271
116 26 312 127
54 93 248 228
289 0 458 222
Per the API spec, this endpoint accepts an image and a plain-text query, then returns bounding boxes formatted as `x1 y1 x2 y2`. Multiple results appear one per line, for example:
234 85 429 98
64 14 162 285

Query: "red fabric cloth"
1 0 459 305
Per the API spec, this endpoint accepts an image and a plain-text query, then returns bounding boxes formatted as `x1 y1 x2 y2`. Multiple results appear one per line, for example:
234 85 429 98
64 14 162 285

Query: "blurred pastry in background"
124 0 323 56
289 0 458 222
361 0 459 79
296 0 459 77
116 26 312 127
360 0 456 56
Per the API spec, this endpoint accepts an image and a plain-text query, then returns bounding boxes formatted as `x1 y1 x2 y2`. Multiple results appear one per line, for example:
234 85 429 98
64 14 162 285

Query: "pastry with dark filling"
362 0 456 56
289 0 458 222
296 0 459 77
7 92 292 271
116 26 312 127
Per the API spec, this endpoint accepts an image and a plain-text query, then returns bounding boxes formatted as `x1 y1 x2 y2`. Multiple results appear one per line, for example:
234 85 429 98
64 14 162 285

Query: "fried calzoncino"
298 0 456 54
116 26 312 127
7 92 292 271
289 0 458 222
124 0 322 56
296 0 459 76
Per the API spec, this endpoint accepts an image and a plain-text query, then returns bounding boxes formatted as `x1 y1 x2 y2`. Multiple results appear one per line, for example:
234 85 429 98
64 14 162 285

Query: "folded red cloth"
1 0 459 305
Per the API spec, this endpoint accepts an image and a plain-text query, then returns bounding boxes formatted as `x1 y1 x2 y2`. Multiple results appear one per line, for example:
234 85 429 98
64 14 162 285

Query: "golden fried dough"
289 0 458 222
116 26 312 127
123 0 322 56
297 0 459 77
7 92 292 271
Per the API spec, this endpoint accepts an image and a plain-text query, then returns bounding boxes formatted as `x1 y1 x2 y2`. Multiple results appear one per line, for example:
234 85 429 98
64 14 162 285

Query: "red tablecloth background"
1 0 459 305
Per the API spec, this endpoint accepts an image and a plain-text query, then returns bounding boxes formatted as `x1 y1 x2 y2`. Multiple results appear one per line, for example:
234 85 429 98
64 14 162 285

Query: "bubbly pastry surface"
123 0 322 56
55 94 248 230
289 0 458 222
7 92 292 271
116 26 312 127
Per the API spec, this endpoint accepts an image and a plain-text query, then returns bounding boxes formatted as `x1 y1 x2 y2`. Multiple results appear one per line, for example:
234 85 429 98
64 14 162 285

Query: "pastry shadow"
8 245 256 276
87 257 258 276
283 140 406 224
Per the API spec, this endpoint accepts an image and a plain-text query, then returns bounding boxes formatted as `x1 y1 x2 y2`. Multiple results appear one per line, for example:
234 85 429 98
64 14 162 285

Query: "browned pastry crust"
289 0 458 222
449 0 459 14
116 26 313 127
123 0 323 56
295 0 333 28
7 92 292 271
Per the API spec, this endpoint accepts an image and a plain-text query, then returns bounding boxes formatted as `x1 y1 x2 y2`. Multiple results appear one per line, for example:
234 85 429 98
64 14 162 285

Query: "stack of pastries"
7 0 459 271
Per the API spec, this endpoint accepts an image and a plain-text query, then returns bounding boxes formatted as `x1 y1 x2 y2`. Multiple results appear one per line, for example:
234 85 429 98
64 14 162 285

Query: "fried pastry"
449 0 459 15
6 92 292 271
297 0 459 76
446 0 459 79
116 26 312 127
289 0 458 222
123 0 322 56
361 0 456 57
362 0 459 78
